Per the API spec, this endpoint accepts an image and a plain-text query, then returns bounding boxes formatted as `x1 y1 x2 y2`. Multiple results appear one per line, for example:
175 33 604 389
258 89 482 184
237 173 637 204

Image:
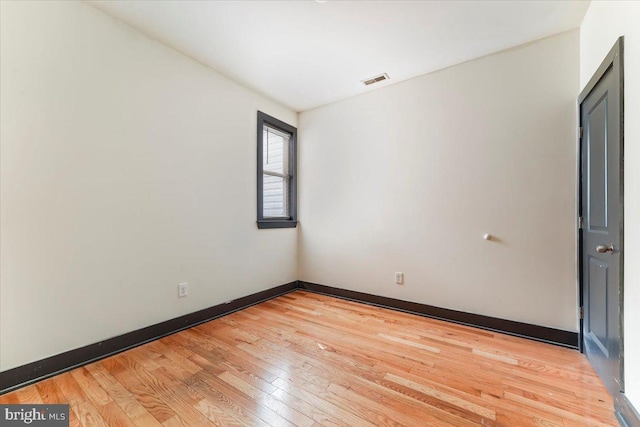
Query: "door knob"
596 244 615 254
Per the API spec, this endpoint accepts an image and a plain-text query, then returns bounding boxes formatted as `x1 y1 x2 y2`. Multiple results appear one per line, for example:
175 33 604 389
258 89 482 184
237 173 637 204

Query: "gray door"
579 37 624 397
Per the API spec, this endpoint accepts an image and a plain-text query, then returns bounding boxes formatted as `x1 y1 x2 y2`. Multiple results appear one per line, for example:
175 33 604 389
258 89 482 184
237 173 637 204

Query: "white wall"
0 0 297 371
580 0 640 412
299 30 580 332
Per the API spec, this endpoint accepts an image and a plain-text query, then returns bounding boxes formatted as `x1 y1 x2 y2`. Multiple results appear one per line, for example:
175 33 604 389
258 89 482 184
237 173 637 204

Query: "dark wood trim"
0 282 299 395
1 279 583 396
577 107 585 354
618 35 626 396
616 393 640 427
256 111 297 229
257 219 298 229
299 281 579 349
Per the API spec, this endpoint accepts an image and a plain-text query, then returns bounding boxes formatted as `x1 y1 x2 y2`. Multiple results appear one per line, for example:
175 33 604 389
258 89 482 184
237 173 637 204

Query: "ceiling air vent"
362 73 390 86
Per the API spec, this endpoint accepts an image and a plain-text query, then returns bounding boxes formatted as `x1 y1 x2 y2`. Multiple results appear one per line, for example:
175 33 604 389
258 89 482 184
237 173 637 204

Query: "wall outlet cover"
178 282 188 298
395 272 404 285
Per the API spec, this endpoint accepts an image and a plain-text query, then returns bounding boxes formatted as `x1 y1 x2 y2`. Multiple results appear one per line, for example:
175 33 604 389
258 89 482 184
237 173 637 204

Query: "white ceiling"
88 0 590 112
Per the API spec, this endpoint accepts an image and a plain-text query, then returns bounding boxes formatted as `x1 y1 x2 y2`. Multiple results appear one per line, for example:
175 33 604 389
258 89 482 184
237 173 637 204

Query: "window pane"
263 174 289 217
263 127 289 175
257 111 296 228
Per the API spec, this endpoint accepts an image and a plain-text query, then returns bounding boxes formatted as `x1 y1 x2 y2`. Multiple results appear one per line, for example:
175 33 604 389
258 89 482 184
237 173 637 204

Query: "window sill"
257 220 298 229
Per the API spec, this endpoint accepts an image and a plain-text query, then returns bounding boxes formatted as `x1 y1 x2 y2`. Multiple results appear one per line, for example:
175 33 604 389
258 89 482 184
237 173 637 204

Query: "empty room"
0 0 639 426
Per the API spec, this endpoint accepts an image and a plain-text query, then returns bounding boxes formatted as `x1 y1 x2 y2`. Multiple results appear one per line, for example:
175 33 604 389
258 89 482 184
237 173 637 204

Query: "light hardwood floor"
0 291 619 426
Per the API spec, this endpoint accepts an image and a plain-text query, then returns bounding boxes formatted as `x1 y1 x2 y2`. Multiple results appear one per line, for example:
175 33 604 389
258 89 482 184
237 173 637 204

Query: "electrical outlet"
395 272 404 285
178 282 188 298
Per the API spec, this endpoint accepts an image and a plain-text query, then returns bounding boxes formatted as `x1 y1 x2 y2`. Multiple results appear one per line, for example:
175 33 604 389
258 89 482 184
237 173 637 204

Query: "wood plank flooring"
0 291 619 426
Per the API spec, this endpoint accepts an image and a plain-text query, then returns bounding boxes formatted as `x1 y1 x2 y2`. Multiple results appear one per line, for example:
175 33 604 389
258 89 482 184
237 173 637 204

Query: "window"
257 111 297 229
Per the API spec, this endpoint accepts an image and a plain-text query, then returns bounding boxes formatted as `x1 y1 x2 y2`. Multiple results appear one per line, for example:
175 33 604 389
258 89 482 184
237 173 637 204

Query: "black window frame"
257 111 297 229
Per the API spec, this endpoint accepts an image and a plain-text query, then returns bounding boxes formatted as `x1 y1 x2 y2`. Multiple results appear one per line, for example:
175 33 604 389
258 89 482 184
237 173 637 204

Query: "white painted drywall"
298 30 580 332
0 0 297 371
580 0 640 412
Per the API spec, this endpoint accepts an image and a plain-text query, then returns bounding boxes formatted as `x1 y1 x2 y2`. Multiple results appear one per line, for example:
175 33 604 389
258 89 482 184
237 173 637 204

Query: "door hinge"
578 217 584 229
580 307 584 319
579 127 583 138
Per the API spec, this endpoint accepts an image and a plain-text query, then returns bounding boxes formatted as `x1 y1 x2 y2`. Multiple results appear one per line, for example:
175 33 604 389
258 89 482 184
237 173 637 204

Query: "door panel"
587 95 608 230
580 40 623 398
587 256 609 356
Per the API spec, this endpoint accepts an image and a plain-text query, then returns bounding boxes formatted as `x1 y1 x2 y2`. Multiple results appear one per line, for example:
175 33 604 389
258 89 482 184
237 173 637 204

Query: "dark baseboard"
0 281 298 395
298 281 579 349
617 393 640 427
1 279 580 396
